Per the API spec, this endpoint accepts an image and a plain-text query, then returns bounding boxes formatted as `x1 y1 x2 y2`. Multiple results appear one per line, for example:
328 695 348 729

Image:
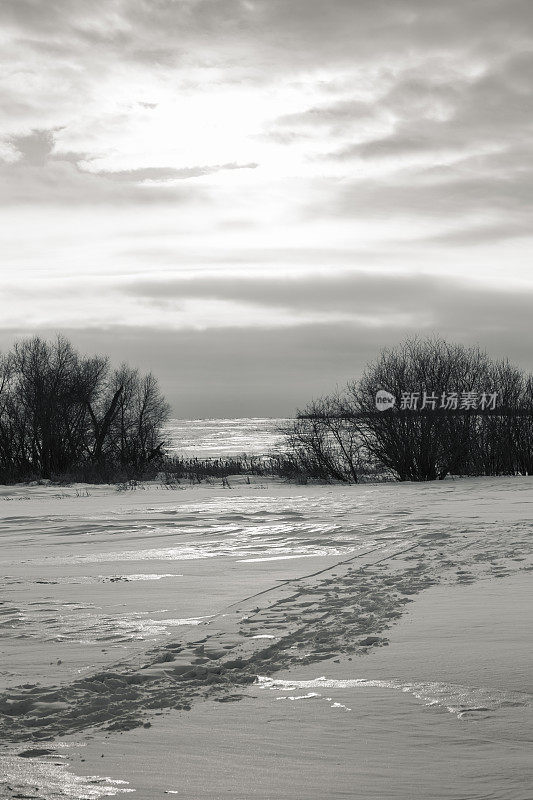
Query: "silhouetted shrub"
0 335 169 483
286 337 533 482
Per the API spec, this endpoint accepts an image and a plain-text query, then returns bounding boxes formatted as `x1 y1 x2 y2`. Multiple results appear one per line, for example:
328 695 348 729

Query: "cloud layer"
1 0 532 413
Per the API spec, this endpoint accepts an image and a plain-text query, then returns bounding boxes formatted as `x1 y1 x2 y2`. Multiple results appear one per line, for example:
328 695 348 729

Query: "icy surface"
164 417 287 457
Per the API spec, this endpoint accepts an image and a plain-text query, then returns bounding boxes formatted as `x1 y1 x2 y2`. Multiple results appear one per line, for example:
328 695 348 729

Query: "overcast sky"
1 0 532 416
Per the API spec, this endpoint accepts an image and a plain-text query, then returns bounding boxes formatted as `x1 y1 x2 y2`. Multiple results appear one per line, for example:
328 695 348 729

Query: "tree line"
285 338 533 482
0 335 169 483
2 334 531 486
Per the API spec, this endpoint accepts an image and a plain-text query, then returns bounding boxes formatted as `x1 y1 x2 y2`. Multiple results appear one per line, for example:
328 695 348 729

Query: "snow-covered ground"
0 476 532 798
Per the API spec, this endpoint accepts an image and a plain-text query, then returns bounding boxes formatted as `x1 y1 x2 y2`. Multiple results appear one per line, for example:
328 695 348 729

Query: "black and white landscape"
0 2 532 798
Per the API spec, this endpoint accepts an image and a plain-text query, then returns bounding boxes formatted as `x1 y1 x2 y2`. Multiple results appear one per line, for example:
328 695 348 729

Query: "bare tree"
346 337 496 481
108 365 170 474
284 337 533 483
285 393 364 483
0 336 170 482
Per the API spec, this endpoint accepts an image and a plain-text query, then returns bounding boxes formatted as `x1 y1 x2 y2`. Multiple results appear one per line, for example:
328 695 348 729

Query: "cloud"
1 0 532 412
330 52 533 162
91 162 258 182
274 98 378 131
0 157 201 205
425 220 533 245
9 128 56 166
0 128 209 205
5 270 533 338
121 271 533 328
302 155 533 247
